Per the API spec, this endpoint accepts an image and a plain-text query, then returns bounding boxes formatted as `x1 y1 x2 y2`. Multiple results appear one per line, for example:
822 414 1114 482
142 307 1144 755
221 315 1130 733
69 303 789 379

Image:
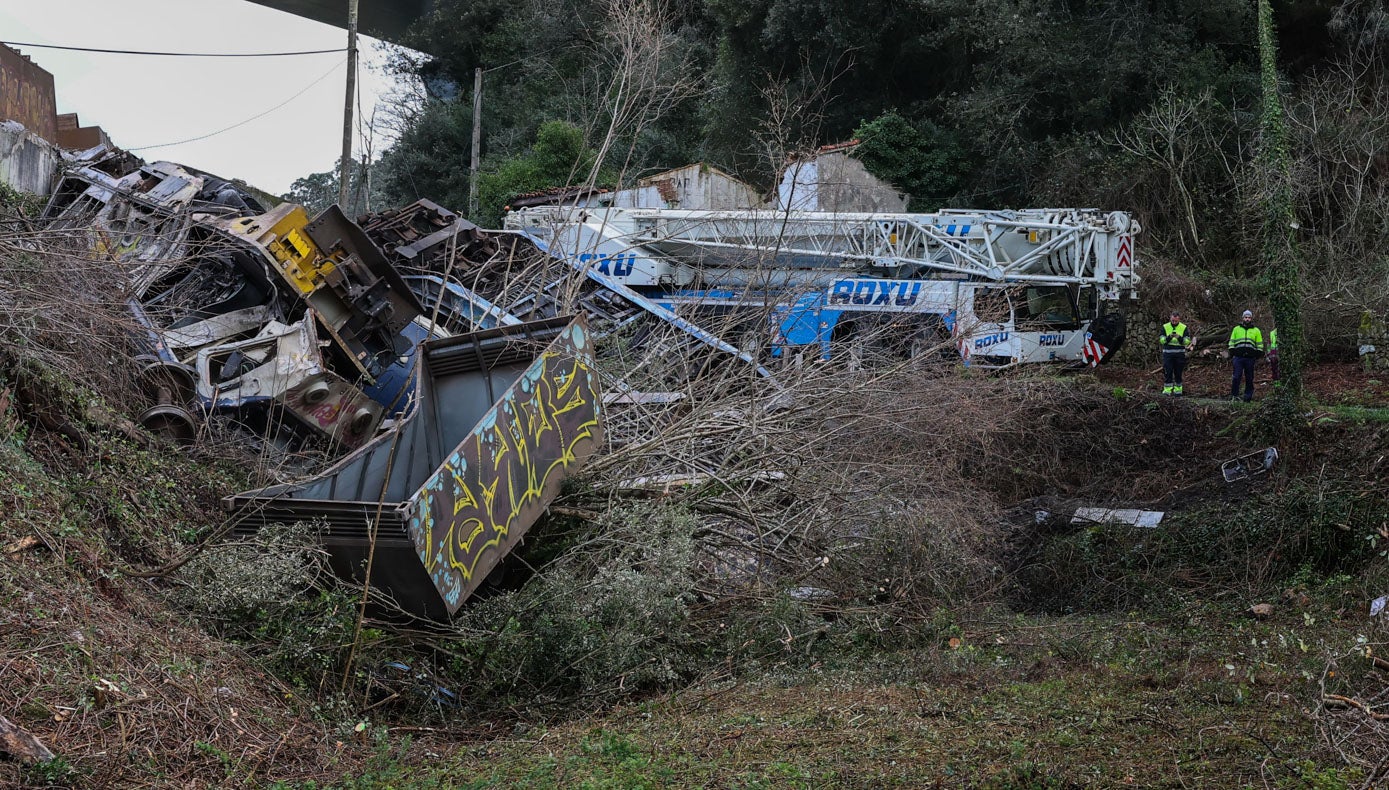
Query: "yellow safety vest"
1228 325 1264 355
1161 322 1189 350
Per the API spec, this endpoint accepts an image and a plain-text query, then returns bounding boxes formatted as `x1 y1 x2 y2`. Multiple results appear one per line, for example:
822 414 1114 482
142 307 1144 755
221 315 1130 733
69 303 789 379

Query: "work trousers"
1161 351 1187 391
1230 356 1257 401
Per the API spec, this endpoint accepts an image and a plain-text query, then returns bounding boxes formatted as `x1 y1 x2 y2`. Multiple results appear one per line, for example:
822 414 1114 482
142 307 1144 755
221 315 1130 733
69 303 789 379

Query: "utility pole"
468 67 482 219
338 0 359 208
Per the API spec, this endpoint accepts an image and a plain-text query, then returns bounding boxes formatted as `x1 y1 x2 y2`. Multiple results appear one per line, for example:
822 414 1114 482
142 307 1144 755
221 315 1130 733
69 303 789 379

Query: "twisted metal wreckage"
38 151 596 618
39 149 752 619
42 146 1141 618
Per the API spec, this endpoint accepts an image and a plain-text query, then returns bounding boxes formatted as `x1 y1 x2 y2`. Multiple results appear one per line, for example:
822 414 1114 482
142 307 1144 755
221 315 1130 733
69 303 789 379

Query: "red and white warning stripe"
1081 332 1109 367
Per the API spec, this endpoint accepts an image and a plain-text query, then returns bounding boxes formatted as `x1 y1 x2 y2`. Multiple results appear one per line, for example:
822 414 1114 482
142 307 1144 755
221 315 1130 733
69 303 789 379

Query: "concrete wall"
609 164 762 210
0 46 58 145
0 120 58 197
777 153 907 213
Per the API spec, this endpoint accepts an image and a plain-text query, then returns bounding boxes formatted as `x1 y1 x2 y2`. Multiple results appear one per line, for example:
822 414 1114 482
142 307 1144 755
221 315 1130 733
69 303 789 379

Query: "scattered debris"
371 661 459 709
1249 603 1274 619
1221 447 1279 483
2 535 41 556
1071 507 1164 528
1323 694 1389 720
1370 595 1388 617
41 149 427 450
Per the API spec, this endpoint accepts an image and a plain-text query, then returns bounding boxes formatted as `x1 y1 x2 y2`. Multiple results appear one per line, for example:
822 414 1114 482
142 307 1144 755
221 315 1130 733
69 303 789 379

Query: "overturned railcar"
225 316 602 620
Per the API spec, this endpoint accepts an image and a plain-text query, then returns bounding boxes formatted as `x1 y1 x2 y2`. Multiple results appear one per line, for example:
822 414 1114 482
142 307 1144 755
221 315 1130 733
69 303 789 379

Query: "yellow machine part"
262 206 337 296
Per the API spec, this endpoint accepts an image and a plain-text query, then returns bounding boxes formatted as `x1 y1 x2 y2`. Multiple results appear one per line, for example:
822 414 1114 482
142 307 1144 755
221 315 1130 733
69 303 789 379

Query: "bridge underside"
245 0 434 45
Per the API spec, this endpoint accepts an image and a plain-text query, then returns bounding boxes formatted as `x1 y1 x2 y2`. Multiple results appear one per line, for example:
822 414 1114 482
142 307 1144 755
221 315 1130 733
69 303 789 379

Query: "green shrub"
449 500 701 704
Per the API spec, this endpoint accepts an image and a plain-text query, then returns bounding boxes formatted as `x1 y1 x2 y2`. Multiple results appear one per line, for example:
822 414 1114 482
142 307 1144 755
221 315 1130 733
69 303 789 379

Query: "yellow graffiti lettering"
431 353 600 586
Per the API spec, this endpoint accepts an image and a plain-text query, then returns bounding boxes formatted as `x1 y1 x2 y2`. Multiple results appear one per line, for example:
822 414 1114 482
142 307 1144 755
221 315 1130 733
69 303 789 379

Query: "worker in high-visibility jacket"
1228 309 1266 402
1267 326 1280 381
1160 310 1193 396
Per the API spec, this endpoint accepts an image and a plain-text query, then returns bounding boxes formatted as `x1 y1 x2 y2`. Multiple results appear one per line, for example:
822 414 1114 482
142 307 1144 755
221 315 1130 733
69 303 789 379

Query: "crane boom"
507 205 1142 367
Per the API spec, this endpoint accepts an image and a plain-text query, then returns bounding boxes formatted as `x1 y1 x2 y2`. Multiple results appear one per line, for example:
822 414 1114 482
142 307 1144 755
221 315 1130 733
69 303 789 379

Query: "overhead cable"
128 57 346 151
0 40 346 57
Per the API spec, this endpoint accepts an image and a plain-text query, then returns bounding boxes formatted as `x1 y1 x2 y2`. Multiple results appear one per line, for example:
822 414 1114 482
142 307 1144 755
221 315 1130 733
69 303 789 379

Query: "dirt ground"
1095 358 1389 405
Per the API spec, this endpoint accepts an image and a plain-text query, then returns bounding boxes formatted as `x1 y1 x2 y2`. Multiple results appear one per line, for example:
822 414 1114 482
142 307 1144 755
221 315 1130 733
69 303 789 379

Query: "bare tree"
582 0 707 187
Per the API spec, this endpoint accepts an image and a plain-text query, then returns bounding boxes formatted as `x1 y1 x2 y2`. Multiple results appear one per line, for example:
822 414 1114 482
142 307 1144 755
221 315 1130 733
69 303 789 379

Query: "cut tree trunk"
0 715 55 764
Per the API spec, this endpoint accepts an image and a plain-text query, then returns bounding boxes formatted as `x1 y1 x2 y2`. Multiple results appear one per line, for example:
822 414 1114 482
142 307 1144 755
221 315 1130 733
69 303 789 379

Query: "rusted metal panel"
227 316 602 619
0 45 57 144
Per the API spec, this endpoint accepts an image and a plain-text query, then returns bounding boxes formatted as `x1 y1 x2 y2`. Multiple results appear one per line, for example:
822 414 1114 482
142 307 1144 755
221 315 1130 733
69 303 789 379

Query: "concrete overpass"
244 0 435 45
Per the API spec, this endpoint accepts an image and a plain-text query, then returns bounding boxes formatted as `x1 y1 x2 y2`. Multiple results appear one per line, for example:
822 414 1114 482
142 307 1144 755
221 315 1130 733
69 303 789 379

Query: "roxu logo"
974 332 1010 350
828 280 922 307
578 252 635 277
1038 333 1066 347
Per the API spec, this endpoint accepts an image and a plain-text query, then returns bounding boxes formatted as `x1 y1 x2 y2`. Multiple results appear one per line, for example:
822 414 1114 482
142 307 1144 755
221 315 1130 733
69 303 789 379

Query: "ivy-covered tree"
1256 0 1305 414
852 111 963 210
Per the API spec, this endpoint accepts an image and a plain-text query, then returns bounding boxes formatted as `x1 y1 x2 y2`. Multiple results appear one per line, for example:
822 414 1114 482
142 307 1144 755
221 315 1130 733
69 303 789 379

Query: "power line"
1 40 345 57
128 57 346 152
483 42 580 73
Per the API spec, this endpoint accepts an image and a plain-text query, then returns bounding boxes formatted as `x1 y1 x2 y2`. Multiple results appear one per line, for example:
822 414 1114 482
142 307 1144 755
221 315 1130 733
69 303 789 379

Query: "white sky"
0 0 414 195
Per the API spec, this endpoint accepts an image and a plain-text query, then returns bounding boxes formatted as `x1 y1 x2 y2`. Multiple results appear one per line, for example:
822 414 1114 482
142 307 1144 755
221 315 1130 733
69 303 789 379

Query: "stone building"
776 140 908 213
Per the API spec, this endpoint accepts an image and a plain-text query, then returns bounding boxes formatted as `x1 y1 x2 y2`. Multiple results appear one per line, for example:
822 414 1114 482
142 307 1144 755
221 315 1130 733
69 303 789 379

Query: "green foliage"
977 763 1080 790
282 157 378 217
852 111 962 210
475 121 611 226
366 0 1289 208
449 500 700 704
172 524 362 691
0 181 44 215
1279 760 1363 790
21 755 78 786
375 100 476 214
1015 480 1389 613
173 522 325 624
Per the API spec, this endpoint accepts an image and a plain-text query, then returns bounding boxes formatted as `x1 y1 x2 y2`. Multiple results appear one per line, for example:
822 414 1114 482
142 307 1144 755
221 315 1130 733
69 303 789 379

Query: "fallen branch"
1323 694 1389 720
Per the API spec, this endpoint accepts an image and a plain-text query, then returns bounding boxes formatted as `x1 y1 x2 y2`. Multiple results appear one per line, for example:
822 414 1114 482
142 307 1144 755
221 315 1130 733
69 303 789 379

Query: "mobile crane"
506 206 1140 368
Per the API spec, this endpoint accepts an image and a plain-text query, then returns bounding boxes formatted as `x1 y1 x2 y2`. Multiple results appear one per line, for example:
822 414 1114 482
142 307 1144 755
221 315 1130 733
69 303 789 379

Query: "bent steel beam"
226 316 602 620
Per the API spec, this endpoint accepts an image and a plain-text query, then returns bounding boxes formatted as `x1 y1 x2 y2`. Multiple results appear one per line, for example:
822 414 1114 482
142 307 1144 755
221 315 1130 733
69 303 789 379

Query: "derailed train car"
43 150 426 450
227 317 602 620
41 149 605 620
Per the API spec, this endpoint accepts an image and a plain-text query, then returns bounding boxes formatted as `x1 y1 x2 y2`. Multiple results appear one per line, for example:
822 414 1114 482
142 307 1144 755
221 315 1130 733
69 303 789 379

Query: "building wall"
776 153 908 213
609 164 763 210
0 46 58 144
777 161 818 211
816 153 908 213
0 120 59 196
